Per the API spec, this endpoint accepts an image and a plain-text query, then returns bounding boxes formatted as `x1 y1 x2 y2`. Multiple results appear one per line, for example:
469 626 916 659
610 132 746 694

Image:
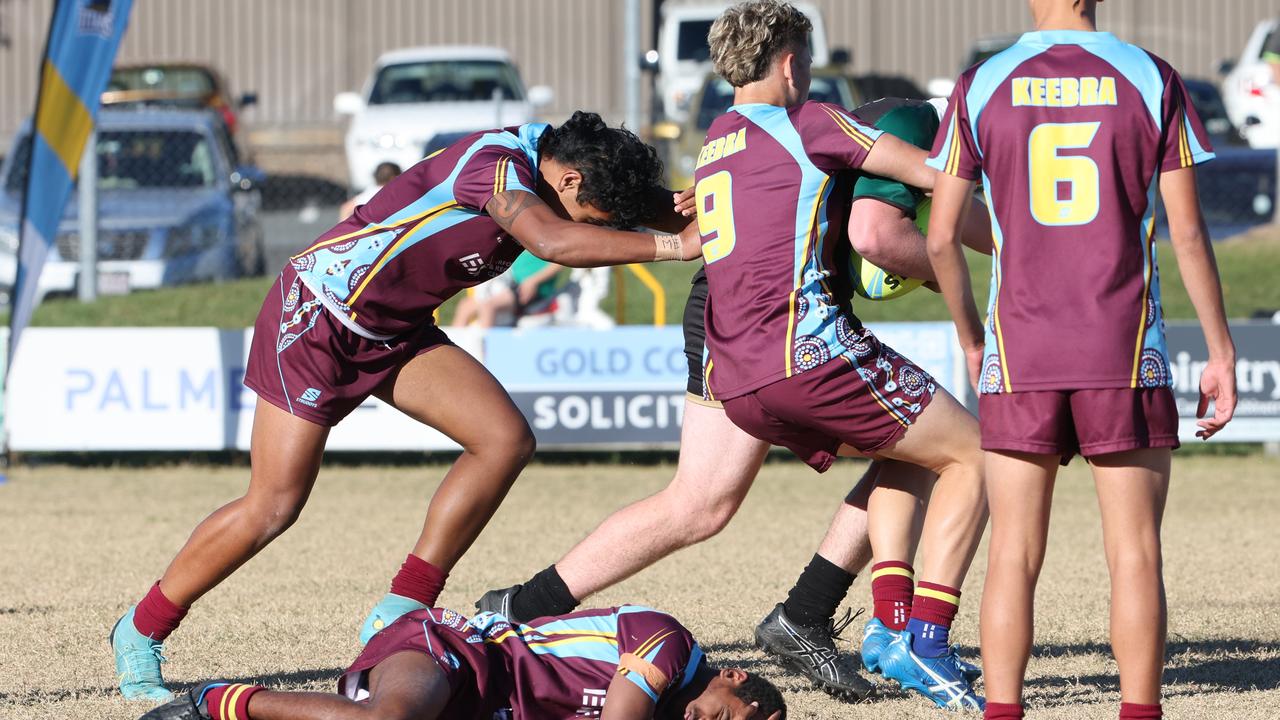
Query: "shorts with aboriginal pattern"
722 328 936 472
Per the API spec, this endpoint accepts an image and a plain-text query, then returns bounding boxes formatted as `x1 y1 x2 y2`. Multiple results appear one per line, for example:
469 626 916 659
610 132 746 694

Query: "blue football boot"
859 617 901 675
110 606 173 701
358 592 427 644
879 631 985 711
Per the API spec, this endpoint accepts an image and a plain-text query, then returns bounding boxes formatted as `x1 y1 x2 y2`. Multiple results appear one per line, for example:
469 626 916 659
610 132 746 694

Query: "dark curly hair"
538 111 664 229
732 672 787 719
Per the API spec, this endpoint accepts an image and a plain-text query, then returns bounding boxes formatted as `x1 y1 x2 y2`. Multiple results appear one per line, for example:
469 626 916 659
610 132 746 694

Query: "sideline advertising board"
4 322 1277 451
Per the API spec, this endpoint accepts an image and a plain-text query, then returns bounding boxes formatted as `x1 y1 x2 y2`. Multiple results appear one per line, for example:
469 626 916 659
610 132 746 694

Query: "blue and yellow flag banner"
8 0 134 370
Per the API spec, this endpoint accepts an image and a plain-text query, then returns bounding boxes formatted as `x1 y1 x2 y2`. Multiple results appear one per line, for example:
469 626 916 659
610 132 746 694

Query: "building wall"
0 0 1275 174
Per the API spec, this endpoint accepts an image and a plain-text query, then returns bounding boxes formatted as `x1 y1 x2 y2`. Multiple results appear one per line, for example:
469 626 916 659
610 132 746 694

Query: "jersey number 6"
695 170 737 264
1028 121 1101 227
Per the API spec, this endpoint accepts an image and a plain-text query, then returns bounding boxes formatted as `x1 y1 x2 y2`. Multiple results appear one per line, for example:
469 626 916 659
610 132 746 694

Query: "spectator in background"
452 252 565 327
338 161 402 220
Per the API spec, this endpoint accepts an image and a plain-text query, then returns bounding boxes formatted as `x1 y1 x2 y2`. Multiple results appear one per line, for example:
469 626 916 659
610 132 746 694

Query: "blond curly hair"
709 1 812 87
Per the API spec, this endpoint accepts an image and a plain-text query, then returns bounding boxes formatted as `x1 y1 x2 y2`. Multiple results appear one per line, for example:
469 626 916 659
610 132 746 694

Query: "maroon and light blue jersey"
693 101 883 399
289 125 545 340
927 31 1214 393
342 606 704 719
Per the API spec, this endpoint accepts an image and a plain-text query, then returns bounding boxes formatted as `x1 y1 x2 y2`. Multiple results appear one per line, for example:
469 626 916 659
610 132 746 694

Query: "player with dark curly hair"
110 111 702 702
139 605 785 720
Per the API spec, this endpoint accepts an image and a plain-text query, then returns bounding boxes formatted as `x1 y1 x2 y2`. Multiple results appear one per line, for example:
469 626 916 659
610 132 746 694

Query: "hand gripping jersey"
341 606 704 719
927 31 1215 394
693 101 884 400
290 125 546 341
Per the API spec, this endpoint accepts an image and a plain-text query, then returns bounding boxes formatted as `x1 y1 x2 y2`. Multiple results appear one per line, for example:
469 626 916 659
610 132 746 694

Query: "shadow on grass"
970 638 1280 705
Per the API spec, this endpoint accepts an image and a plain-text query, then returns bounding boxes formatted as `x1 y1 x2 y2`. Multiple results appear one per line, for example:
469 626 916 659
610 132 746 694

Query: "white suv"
335 46 552 192
1221 18 1280 149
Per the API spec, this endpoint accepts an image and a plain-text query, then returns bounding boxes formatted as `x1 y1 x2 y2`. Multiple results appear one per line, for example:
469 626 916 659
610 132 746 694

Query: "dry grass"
1 454 1278 719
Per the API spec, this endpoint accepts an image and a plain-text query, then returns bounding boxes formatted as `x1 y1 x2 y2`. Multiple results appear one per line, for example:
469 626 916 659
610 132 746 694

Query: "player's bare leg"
866 390 987 590
557 399 769 600
140 651 450 720
979 450 1060 708
864 461 928 566
159 400 330 606
846 389 988 709
1092 449 1171 706
112 398 330 700
361 345 535 641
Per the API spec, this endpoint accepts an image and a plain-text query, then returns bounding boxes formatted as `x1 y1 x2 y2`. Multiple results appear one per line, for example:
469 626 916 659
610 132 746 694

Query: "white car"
334 46 552 192
1221 18 1280 149
647 3 831 124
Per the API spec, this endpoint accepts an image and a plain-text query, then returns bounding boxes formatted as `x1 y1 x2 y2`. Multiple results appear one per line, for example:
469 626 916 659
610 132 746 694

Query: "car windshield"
677 20 715 62
696 76 848 130
368 60 524 104
5 129 218 192
1183 81 1234 137
108 66 215 96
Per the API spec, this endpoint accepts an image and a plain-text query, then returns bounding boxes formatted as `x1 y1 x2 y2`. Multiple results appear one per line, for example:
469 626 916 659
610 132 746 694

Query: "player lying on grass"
476 95 994 705
111 111 701 701
692 1 994 709
139 605 786 720
925 1 1238 718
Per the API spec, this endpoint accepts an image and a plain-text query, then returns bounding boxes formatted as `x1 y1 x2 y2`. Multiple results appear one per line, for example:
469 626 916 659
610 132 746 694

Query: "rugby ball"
851 198 930 301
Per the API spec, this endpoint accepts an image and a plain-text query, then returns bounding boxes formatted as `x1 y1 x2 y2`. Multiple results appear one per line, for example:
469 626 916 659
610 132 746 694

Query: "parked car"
335 46 552 192
926 34 1019 98
0 108 265 303
103 63 257 135
655 67 860 190
1220 18 1280 149
645 2 834 124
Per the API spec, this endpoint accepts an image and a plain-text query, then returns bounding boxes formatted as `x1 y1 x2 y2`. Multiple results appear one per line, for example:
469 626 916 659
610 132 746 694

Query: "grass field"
18 231 1280 328
2 455 1278 719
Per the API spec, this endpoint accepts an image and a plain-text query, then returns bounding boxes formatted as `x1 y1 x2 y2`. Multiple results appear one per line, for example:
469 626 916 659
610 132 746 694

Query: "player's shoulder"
854 98 939 149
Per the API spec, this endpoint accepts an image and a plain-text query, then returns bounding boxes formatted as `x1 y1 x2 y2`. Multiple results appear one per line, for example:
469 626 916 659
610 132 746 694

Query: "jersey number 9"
695 171 737 264
1028 121 1101 227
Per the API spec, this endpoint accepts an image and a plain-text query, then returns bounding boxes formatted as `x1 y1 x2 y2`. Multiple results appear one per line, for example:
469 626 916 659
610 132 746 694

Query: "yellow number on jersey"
1028 121 1101 227
695 170 736 264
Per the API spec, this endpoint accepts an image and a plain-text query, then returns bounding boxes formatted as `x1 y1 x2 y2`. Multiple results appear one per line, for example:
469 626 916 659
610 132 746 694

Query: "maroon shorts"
244 266 452 426
722 332 937 472
338 609 489 716
979 387 1180 460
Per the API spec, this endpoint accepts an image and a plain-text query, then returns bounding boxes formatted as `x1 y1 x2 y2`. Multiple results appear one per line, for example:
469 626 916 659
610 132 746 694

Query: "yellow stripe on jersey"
915 586 961 605
1130 214 1157 387
1177 112 1192 168
293 199 458 257
822 106 873 151
785 175 832 377
946 114 963 177
633 629 677 659
991 243 1013 392
345 203 458 305
870 566 914 581
703 358 716 401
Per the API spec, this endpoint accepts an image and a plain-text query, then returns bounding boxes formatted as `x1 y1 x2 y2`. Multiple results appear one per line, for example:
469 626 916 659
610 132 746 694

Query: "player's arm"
860 133 938 193
600 673 658 720
849 195 992 280
486 190 701 266
1159 167 1237 438
926 171 985 386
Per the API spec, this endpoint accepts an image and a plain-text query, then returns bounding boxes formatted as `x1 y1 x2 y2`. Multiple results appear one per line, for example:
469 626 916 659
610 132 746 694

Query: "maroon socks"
870 561 914 630
132 581 188 641
985 702 1024 719
388 554 448 607
204 683 265 720
1119 702 1162 719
